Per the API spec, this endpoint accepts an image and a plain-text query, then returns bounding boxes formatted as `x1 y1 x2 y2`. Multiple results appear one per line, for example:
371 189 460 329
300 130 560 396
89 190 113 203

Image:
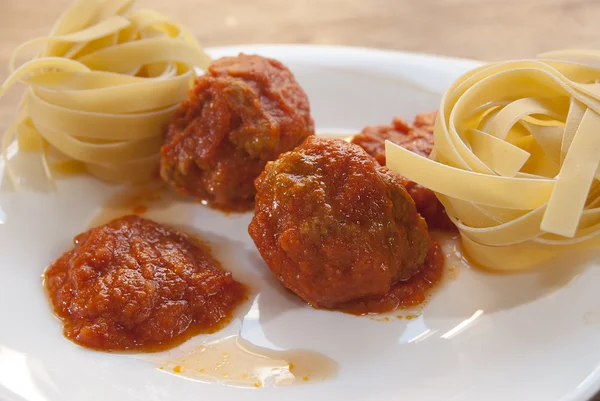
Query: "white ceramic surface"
1 44 599 401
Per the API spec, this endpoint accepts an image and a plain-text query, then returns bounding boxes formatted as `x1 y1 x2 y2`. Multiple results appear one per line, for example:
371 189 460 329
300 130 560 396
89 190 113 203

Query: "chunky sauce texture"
160 54 314 212
45 215 246 351
351 112 455 230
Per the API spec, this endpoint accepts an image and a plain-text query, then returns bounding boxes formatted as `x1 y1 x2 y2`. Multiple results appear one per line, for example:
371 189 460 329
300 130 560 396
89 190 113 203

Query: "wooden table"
1 0 600 399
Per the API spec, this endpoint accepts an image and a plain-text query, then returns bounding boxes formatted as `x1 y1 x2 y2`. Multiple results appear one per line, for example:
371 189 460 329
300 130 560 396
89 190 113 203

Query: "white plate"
1 44 600 401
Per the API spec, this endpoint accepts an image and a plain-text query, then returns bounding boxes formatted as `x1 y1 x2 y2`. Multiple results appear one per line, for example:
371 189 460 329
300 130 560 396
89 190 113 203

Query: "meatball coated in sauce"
248 136 432 310
44 216 245 351
160 54 314 212
351 112 455 230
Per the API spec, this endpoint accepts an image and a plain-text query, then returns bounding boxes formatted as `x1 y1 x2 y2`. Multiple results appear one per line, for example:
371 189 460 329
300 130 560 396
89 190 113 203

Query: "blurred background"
2 0 599 166
1 0 599 92
2 0 598 120
2 0 599 64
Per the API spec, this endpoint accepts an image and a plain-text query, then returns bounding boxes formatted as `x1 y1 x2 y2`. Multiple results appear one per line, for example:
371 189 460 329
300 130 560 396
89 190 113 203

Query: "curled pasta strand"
1 0 211 187
386 52 600 271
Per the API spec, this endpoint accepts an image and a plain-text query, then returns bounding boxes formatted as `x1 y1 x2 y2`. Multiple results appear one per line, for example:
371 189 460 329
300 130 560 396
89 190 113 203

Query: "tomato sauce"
160 54 314 212
44 215 246 352
335 240 444 315
249 136 432 310
351 113 455 230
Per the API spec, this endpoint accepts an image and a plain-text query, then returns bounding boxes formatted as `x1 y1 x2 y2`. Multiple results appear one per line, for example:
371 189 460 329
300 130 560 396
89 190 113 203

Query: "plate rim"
205 43 483 69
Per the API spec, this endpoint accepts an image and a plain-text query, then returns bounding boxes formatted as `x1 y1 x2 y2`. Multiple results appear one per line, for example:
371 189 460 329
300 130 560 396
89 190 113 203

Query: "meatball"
248 136 431 309
351 112 455 230
44 215 246 351
160 54 314 212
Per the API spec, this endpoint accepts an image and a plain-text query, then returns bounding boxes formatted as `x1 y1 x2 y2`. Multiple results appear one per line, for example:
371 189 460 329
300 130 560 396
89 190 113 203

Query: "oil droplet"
384 317 390 322
396 316 403 320
156 335 337 387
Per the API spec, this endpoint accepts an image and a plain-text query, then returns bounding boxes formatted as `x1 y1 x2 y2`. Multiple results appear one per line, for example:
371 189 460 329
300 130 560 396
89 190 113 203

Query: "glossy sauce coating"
44 215 245 351
336 240 444 315
160 54 314 212
351 112 455 230
249 136 435 311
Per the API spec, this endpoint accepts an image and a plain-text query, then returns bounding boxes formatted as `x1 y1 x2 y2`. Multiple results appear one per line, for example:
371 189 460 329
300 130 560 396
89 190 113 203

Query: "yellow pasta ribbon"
1 0 211 186
386 51 600 271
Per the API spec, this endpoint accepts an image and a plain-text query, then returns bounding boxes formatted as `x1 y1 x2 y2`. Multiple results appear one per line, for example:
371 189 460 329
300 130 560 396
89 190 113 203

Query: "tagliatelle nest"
386 50 600 271
1 0 211 187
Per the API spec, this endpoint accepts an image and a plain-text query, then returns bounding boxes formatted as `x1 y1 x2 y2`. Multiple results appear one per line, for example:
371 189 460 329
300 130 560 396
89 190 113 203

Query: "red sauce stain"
116 184 164 208
132 205 148 215
193 199 235 216
147 194 161 202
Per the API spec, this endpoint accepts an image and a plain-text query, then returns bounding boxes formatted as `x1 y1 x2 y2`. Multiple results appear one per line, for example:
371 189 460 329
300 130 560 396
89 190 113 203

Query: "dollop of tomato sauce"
334 241 444 315
44 215 246 352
